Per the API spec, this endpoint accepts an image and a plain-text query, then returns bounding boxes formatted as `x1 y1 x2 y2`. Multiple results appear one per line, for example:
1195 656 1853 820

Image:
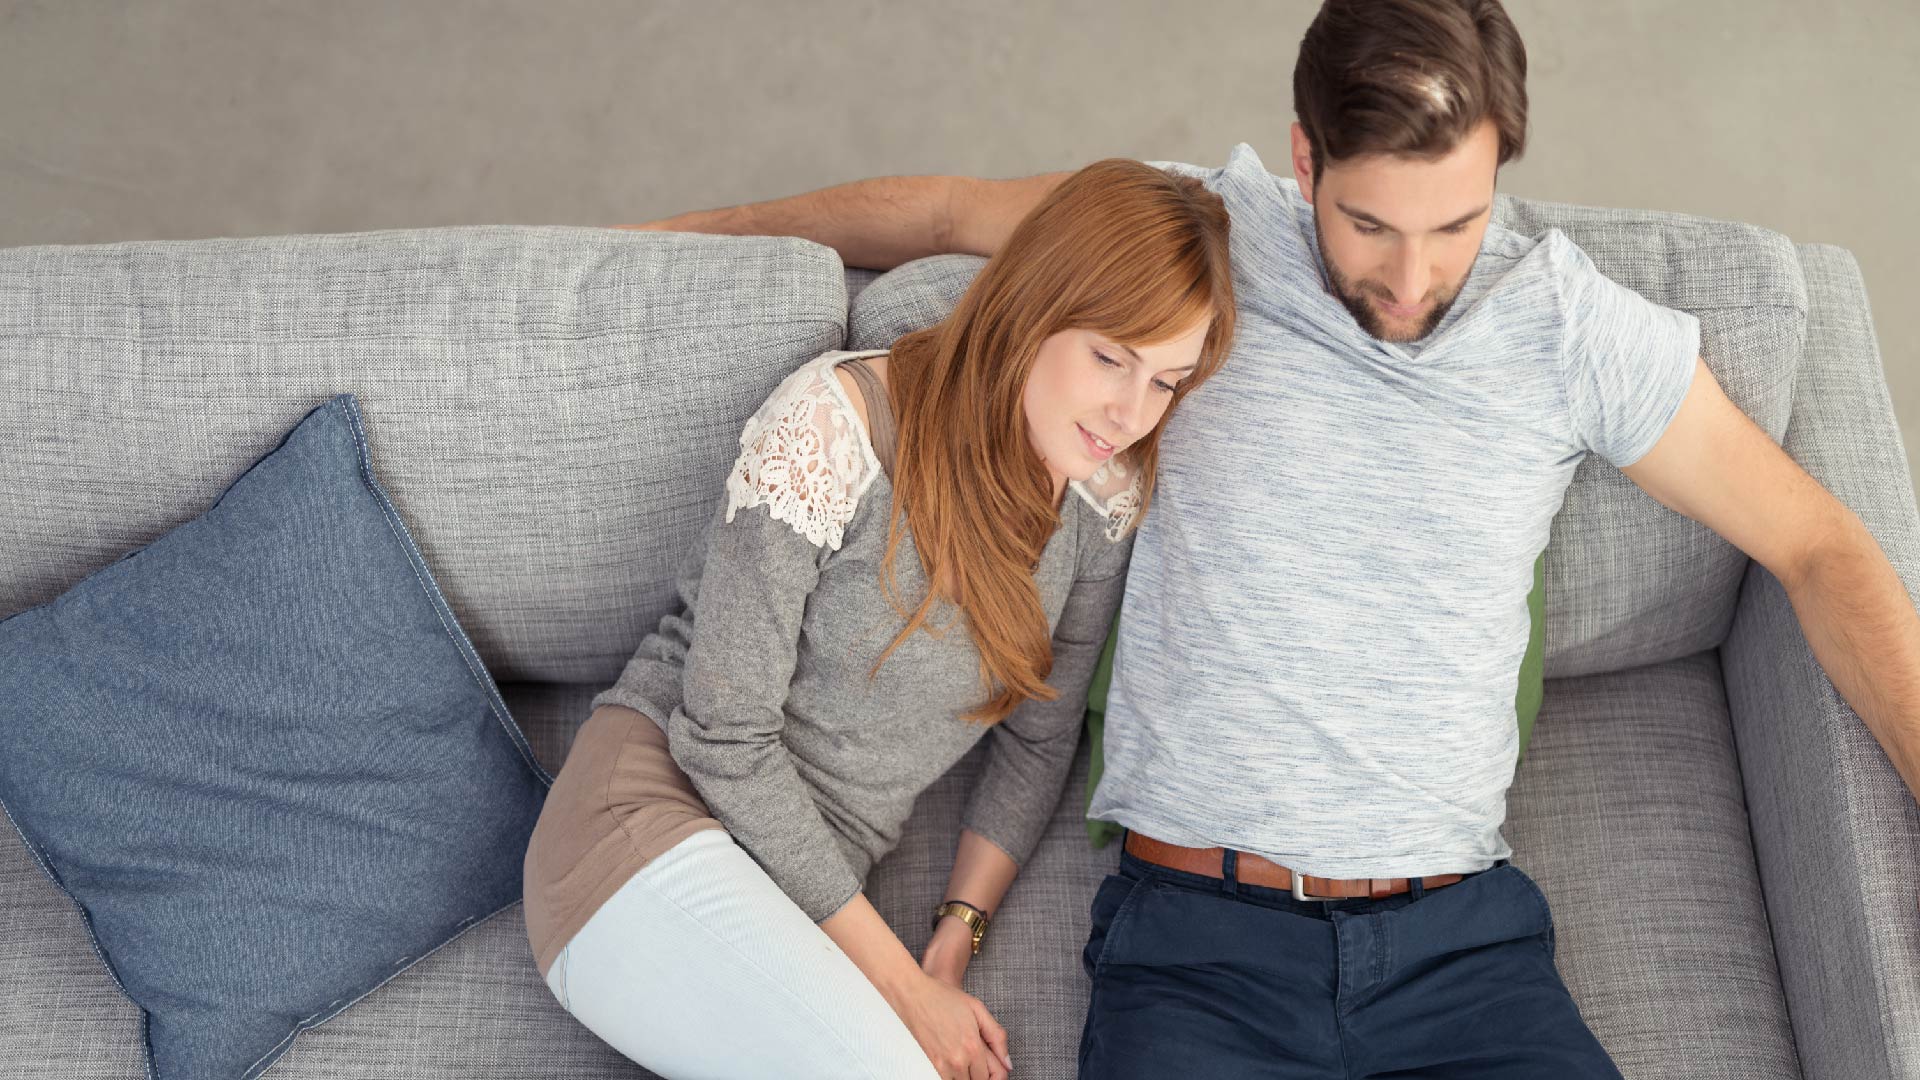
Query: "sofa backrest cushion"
0 226 847 686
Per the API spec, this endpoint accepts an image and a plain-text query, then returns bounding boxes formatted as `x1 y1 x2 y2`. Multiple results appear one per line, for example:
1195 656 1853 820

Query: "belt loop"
1409 876 1426 901
1220 849 1240 898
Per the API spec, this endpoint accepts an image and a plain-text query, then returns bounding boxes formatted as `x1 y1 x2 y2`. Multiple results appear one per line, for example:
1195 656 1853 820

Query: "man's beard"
1315 217 1461 344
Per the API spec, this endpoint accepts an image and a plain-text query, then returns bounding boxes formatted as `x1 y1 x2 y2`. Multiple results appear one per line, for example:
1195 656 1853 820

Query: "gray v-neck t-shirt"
1089 145 1700 878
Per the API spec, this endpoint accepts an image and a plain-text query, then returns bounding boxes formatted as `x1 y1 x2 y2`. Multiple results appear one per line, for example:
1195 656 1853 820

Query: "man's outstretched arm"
1623 358 1920 803
615 172 1070 270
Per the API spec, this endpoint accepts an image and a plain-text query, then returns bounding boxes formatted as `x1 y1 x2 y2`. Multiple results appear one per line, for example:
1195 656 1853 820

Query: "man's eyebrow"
1334 201 1490 233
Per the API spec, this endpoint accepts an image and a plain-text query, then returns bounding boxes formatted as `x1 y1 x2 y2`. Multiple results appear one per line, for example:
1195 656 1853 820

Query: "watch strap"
932 899 990 955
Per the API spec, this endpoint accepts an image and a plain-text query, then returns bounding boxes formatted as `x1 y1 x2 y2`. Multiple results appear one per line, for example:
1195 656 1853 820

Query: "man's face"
1290 120 1500 343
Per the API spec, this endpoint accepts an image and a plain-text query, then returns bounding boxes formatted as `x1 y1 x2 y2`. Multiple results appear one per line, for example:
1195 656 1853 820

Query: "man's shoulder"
1462 223 1591 328
1148 143 1303 206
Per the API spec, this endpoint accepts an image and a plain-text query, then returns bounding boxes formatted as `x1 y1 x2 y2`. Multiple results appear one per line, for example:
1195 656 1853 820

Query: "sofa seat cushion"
4 661 1799 1079
1507 651 1799 1078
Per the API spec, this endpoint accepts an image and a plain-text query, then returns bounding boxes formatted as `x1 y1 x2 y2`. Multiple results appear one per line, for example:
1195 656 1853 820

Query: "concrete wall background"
4 0 1914 478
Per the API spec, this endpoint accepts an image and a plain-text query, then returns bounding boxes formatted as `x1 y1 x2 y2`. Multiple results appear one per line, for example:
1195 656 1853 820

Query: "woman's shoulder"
1067 455 1145 544
724 350 891 551
828 352 889 437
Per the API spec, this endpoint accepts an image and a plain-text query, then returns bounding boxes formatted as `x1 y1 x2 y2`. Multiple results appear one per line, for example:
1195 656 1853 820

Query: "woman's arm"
929 529 1139 982
822 892 1012 1079
666 366 876 921
922 829 1021 987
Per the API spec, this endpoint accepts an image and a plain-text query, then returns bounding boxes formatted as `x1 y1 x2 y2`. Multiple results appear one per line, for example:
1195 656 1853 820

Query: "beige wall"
3 0 1914 478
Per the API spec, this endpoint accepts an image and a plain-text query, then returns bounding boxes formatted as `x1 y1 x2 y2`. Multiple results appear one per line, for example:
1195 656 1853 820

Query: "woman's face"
1022 320 1211 494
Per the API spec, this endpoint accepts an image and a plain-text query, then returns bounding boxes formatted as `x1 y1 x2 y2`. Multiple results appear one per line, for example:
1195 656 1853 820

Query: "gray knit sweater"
591 350 1139 920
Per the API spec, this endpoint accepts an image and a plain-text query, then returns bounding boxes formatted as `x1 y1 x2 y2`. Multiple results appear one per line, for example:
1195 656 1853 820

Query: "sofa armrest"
1721 243 1920 1080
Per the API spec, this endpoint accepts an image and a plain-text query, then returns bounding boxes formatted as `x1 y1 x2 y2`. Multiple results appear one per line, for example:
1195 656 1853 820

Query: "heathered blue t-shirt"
1087 144 1700 878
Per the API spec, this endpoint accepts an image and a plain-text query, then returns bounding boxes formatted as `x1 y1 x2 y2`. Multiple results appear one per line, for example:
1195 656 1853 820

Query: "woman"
523 158 1234 1080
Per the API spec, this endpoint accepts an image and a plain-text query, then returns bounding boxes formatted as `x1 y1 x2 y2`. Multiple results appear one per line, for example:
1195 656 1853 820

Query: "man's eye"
1442 223 1471 235
1354 222 1383 236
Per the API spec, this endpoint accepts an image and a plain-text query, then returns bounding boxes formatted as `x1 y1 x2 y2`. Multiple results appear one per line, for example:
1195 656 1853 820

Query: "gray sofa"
1 193 1916 1080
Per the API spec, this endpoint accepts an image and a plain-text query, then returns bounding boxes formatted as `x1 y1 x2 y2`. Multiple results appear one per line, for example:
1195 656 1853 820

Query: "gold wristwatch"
932 899 991 956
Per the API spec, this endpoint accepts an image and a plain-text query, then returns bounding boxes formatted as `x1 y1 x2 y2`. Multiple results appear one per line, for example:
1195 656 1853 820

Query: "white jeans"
543 829 941 1079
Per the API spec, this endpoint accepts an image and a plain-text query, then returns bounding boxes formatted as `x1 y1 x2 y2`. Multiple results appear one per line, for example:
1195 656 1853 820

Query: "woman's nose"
1108 386 1150 439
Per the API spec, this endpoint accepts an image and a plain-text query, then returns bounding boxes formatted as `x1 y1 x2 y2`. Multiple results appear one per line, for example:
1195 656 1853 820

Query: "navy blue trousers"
1077 847 1622 1079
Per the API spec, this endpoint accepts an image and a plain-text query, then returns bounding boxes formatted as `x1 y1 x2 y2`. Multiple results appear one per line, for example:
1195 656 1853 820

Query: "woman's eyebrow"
1114 342 1196 372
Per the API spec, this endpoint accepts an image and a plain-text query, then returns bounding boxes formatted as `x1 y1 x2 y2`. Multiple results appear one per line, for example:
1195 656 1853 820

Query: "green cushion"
1084 551 1548 847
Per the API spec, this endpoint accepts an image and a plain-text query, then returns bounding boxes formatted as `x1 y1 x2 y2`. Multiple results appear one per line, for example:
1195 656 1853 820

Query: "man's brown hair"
1293 0 1529 179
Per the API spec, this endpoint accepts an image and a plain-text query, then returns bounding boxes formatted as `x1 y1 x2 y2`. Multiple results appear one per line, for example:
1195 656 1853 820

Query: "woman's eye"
1153 380 1179 394
1094 350 1124 369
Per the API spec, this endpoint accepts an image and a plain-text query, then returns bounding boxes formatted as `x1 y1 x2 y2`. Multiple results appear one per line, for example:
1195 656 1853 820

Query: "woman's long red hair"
874 159 1235 725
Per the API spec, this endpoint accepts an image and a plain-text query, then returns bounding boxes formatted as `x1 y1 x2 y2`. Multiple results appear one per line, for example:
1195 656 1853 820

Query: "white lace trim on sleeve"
724 354 885 550
1069 455 1144 542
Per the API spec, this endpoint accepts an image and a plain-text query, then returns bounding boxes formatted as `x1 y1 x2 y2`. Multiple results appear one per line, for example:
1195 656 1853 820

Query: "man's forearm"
616 175 958 271
1785 514 1920 800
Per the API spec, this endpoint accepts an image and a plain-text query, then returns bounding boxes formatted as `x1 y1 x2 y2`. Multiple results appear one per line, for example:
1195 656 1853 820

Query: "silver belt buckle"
1291 872 1343 902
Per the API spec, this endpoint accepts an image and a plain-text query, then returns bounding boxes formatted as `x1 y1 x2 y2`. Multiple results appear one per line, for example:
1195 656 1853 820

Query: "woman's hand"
921 915 977 988
819 892 1011 1078
879 968 1012 1080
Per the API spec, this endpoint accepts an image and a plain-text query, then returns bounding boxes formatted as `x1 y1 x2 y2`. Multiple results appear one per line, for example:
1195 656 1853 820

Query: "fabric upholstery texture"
0 226 847 687
1720 244 1920 1080
1494 200 1809 678
1508 653 1799 1079
0 396 551 1080
1 208 1913 1078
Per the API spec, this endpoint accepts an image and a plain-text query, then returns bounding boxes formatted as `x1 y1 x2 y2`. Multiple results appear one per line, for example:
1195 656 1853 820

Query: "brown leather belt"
1125 832 1466 901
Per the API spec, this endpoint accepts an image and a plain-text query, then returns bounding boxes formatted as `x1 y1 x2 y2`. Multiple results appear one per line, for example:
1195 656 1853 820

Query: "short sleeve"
725 358 882 550
1553 234 1701 467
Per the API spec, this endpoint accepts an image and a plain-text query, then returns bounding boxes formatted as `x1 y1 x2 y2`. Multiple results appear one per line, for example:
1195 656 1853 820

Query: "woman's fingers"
971 997 1012 1073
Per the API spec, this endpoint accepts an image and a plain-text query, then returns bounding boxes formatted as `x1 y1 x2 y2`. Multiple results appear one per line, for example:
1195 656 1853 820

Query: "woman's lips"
1078 423 1115 460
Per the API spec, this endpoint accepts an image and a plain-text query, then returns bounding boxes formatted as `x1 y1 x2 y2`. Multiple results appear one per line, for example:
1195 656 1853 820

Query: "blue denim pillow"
0 395 551 1079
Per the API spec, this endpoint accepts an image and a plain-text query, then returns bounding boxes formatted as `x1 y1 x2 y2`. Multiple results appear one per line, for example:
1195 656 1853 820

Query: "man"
630 0 1920 1075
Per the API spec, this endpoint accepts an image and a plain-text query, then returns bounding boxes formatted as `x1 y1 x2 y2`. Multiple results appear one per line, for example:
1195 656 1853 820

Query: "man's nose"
1386 242 1431 306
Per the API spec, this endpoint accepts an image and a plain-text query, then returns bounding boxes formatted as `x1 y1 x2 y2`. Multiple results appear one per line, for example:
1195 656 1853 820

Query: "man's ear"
1289 122 1317 204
